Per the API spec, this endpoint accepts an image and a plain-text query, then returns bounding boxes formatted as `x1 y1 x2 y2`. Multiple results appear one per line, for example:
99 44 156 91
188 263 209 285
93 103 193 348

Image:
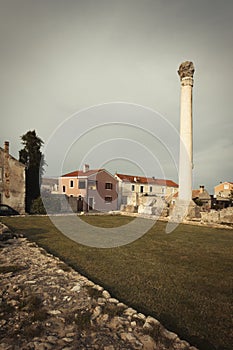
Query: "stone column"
167 61 199 231
178 61 195 203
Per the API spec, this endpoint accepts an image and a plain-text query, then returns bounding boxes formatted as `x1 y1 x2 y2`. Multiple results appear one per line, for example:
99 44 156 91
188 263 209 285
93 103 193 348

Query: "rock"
71 284 81 292
146 316 160 327
85 280 95 287
66 332 76 337
93 284 103 292
102 290 111 299
131 321 137 328
47 335 57 343
48 309 62 315
120 332 138 343
33 342 50 350
104 346 115 350
124 307 137 317
24 280 36 284
107 316 124 330
96 313 109 326
137 313 146 321
173 339 191 349
92 306 102 320
97 297 107 305
117 302 127 309
137 334 157 350
62 337 73 343
160 328 178 342
108 298 119 304
143 321 153 332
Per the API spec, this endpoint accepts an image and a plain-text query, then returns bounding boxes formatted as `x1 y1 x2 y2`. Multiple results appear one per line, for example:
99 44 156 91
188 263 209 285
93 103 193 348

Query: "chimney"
4 141 9 155
199 185 204 193
83 164 90 173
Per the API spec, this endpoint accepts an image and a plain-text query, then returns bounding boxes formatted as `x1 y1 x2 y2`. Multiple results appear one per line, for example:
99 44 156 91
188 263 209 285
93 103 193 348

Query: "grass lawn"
1 215 233 350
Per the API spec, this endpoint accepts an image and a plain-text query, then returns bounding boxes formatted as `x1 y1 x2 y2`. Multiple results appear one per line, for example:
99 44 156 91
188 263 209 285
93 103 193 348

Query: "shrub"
30 197 46 214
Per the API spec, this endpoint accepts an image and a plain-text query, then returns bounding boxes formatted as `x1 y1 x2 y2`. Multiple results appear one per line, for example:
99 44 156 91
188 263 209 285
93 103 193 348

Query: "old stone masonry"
0 223 198 350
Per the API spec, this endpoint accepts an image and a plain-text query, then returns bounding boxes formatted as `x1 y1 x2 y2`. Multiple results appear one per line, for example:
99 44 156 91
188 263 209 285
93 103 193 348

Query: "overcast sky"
0 0 232 193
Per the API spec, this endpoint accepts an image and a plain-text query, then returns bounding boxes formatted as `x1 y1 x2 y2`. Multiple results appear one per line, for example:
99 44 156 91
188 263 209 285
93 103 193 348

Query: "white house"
115 173 178 209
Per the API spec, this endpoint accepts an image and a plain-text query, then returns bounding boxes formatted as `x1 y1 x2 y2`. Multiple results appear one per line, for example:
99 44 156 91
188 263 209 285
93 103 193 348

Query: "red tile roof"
61 169 103 177
115 173 178 187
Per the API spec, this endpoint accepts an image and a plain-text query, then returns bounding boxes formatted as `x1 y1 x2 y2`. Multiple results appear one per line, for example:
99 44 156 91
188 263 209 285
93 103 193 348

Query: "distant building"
59 165 118 212
214 181 233 198
192 185 211 210
41 177 59 194
115 173 178 208
0 141 25 213
212 181 233 209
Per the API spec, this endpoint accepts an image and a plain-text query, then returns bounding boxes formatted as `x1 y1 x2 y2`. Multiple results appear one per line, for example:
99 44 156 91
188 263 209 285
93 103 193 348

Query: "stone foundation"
201 207 233 225
169 199 201 222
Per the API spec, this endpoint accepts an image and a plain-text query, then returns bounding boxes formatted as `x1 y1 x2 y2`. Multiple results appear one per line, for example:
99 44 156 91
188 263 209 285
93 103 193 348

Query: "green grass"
1 215 233 350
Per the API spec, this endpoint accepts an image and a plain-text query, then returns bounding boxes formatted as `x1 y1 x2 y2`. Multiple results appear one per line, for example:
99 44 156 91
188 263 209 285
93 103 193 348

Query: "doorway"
88 197 94 211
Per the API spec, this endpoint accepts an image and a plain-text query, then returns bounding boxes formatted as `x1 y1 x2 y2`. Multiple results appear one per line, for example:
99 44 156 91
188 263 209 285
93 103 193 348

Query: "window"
62 185 66 193
0 167 2 182
161 187 165 194
150 186 153 193
105 182 113 190
70 180 74 188
140 186 144 193
105 196 112 203
79 181 86 189
224 184 229 190
131 184 135 191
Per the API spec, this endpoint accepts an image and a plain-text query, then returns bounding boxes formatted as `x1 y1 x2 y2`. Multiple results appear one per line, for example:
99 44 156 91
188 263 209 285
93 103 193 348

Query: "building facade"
41 178 59 194
192 185 211 210
214 182 233 198
0 141 25 213
115 173 178 208
59 165 118 212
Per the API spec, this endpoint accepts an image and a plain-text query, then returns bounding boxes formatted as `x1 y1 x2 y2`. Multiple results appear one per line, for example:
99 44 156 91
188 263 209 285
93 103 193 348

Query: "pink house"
59 165 118 212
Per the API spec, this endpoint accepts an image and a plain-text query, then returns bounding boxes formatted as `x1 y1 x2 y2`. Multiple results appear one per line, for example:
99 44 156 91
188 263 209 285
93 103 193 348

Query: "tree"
19 130 45 212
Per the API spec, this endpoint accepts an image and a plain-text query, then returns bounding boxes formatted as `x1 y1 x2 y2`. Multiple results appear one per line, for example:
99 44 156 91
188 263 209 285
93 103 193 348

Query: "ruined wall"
0 147 25 214
201 207 233 225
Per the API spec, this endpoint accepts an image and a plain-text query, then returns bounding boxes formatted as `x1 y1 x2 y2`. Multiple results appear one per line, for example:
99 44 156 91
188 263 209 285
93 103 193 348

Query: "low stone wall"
201 207 233 225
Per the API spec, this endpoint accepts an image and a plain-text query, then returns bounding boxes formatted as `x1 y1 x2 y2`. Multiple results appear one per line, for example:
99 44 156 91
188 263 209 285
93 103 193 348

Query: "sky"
0 0 233 193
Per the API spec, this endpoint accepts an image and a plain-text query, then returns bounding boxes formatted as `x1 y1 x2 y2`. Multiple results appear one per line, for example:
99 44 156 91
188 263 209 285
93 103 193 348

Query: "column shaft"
178 77 193 202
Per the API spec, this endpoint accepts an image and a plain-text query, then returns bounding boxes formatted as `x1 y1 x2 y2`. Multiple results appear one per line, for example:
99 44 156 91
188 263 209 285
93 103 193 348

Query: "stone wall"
201 207 233 225
0 146 25 213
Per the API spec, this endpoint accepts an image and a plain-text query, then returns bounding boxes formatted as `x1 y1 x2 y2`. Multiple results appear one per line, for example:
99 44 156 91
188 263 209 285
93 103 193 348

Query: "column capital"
178 61 195 80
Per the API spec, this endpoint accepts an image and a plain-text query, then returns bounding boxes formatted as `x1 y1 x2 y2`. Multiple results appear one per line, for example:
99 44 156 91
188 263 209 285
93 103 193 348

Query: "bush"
30 197 46 214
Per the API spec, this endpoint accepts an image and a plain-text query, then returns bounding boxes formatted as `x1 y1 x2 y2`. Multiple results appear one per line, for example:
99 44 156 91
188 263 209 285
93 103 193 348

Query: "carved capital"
178 61 195 80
